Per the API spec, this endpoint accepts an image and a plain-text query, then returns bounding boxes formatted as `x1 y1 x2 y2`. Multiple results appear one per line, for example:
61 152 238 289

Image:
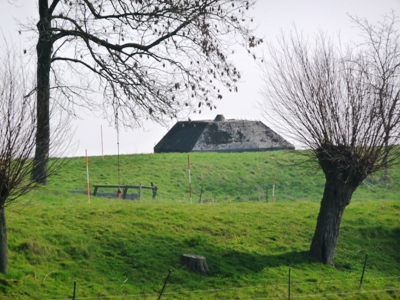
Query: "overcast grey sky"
1 1 399 157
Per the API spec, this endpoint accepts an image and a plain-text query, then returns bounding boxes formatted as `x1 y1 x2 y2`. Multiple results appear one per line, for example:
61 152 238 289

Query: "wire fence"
45 273 400 300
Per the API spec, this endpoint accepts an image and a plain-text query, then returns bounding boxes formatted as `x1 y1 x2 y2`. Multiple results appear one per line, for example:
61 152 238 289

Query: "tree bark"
32 0 52 184
0 206 8 274
182 254 209 274
383 139 390 181
309 177 357 265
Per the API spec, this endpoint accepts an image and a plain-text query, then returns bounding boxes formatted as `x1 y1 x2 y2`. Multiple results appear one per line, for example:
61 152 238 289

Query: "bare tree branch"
260 15 400 265
31 0 262 182
0 43 68 273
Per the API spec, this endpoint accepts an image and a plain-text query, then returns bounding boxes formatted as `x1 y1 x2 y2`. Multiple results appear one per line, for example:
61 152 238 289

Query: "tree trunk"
0 206 8 274
181 254 209 274
383 139 390 181
309 177 357 265
32 0 52 184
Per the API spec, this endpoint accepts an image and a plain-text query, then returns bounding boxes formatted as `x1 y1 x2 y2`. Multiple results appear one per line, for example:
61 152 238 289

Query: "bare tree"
351 12 400 180
260 16 400 265
0 46 66 274
28 0 262 183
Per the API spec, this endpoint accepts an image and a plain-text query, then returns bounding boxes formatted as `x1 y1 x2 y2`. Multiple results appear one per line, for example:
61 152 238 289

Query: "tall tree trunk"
309 177 357 265
0 169 8 274
32 0 52 184
0 206 8 274
383 139 390 181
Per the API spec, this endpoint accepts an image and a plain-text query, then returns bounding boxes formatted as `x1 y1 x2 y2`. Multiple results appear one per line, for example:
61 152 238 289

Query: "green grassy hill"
1 150 400 299
51 151 400 203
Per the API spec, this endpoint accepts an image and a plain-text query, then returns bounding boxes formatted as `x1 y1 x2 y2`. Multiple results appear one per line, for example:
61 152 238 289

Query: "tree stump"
181 254 209 274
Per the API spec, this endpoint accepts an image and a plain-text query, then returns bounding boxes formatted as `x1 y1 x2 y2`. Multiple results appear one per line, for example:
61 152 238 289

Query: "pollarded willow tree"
0 49 39 274
29 0 262 183
260 14 400 265
0 46 67 274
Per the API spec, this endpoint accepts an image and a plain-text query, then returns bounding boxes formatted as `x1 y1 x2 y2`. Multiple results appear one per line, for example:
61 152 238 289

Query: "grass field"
1 150 399 299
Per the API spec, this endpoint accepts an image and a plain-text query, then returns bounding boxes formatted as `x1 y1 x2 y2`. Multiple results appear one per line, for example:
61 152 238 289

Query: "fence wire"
43 275 400 300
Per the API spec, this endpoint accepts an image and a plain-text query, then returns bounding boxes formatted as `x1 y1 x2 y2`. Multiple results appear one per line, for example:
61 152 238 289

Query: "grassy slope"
1 150 399 299
50 151 400 203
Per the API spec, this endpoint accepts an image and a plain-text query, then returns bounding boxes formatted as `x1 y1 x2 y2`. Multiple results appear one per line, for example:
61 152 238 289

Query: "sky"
1 0 399 157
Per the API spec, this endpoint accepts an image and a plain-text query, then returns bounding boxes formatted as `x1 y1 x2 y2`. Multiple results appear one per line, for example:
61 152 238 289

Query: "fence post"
359 253 369 289
72 280 76 300
265 187 268 202
199 185 204 203
157 269 172 300
288 267 291 300
272 174 276 202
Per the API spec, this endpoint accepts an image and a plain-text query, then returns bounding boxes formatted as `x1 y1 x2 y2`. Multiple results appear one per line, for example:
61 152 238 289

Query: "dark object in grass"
181 254 209 274
69 190 140 200
93 184 158 199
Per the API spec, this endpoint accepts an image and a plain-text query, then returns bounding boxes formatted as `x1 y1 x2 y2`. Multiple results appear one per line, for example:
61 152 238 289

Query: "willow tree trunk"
309 177 358 265
0 206 8 274
32 0 52 184
0 169 8 274
383 139 390 180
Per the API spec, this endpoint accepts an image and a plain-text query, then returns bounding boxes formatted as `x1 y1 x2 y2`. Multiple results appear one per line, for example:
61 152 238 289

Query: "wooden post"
122 187 128 199
85 150 90 203
288 267 291 300
359 253 369 289
199 185 204 203
151 182 157 199
272 174 276 202
72 280 77 300
139 182 142 200
188 155 192 203
157 269 172 300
